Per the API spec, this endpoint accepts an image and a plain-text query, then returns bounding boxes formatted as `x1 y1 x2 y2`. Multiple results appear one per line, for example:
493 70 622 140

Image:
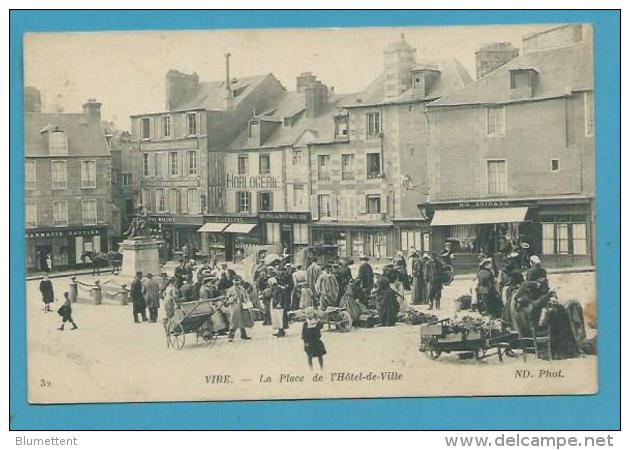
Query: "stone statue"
125 204 150 239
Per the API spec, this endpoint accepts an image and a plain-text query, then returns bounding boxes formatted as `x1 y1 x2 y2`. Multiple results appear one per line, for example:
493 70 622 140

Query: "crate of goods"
357 313 376 328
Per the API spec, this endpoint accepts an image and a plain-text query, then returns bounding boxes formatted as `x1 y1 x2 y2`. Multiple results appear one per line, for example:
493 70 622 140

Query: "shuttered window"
81 160 97 188
487 160 507 195
51 160 67 190
486 106 505 136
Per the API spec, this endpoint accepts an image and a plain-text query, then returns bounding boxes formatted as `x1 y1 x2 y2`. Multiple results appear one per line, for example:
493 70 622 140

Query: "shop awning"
223 223 257 234
197 222 229 233
431 207 529 226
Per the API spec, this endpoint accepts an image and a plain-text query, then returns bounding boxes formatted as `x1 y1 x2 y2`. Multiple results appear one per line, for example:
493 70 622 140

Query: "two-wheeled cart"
163 296 227 350
419 318 517 363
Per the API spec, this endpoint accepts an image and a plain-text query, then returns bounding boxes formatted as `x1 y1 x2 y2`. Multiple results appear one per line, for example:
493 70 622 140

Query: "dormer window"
509 68 538 98
334 115 349 139
248 119 260 138
49 130 68 155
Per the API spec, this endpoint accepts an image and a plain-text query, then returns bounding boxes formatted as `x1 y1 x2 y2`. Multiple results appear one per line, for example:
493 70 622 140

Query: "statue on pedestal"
125 204 150 240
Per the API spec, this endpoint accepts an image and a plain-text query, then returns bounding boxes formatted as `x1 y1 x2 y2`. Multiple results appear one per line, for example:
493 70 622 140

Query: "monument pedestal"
119 238 161 279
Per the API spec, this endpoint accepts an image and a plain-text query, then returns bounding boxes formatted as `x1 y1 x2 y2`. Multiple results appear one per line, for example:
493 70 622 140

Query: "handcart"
289 306 353 332
419 318 518 363
163 296 227 350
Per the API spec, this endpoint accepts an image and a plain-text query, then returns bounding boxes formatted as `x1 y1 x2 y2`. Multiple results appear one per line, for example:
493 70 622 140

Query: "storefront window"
293 223 308 245
367 232 387 258
541 222 588 256
401 230 422 253
351 232 364 257
266 222 280 244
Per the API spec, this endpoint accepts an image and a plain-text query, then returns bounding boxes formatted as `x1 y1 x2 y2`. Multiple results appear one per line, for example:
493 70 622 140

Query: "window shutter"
161 152 168 178
359 195 367 214
150 189 156 212
183 151 188 177
268 191 274 211
382 193 389 214
330 194 338 219
310 195 319 220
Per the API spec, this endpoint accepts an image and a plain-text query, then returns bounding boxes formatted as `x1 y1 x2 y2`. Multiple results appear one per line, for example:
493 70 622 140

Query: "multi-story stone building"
219 72 353 260
426 24 595 269
130 61 284 256
306 36 472 262
25 95 113 271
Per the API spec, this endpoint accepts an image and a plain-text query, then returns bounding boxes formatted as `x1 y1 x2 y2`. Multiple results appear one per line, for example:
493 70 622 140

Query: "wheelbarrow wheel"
337 311 353 332
429 349 442 359
167 322 186 350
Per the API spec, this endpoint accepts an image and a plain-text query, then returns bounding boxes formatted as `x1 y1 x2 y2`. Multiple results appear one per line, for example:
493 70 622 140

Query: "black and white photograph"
23 23 597 403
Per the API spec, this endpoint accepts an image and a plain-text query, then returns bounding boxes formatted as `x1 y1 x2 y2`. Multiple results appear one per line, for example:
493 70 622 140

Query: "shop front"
258 211 311 260
393 219 432 256
197 214 260 262
146 214 204 260
311 222 394 263
429 197 595 271
26 226 109 272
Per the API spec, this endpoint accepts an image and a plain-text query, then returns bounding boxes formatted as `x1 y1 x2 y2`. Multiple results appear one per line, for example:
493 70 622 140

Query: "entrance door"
36 245 52 271
281 224 292 258
224 234 234 262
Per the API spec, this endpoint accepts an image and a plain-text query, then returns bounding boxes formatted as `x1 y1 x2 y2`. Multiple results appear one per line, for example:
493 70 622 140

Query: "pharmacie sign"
225 173 280 189
26 228 103 239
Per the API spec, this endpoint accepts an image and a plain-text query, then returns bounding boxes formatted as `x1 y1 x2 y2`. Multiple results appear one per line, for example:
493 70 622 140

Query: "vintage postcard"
23 23 597 404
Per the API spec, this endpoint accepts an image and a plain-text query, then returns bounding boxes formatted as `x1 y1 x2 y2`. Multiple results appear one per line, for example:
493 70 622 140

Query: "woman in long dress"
375 277 399 327
339 279 368 322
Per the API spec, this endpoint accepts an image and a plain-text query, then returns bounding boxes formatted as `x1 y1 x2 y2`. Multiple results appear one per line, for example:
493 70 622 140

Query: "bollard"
119 284 129 306
91 280 102 305
69 277 78 303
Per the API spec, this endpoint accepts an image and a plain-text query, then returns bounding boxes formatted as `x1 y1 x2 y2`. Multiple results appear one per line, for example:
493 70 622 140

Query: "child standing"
57 292 78 331
302 307 326 370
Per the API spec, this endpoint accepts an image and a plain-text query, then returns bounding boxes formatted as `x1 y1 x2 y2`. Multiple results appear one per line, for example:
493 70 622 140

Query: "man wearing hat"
143 273 161 323
268 277 288 337
315 263 340 310
199 276 219 300
226 276 254 342
424 253 443 310
130 271 148 323
357 256 374 295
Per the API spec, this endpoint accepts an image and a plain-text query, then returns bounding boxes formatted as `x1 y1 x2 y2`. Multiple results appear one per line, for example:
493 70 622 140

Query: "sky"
23 24 554 129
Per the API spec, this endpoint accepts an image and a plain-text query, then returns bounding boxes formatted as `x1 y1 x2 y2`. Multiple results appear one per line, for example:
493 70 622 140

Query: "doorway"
281 224 292 258
36 244 52 271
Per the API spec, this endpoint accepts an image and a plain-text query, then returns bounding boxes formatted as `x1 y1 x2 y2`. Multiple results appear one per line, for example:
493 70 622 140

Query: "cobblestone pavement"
25 271 598 404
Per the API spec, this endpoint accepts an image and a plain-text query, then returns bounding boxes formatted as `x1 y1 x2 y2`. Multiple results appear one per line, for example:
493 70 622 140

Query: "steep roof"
341 57 473 108
429 41 593 107
25 112 110 157
173 74 272 111
227 91 357 150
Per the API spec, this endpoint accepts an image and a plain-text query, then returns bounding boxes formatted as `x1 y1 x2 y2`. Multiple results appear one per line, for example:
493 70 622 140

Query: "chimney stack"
475 42 519 80
24 86 41 112
223 52 235 110
305 80 328 118
165 70 199 110
296 72 317 93
82 98 102 121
